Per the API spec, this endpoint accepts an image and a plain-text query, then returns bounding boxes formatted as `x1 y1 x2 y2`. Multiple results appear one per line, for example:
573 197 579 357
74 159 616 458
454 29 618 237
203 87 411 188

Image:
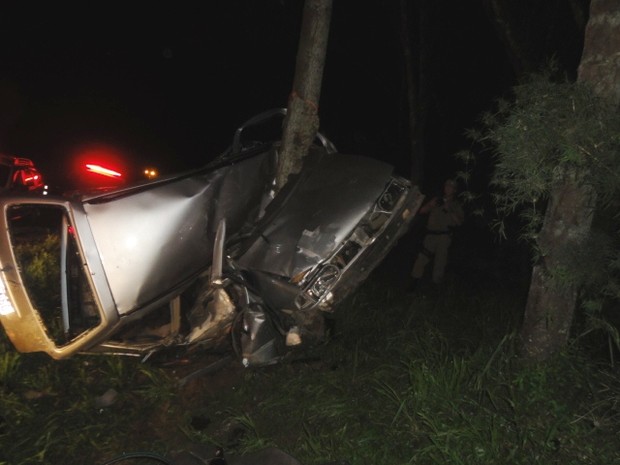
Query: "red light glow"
85 164 122 178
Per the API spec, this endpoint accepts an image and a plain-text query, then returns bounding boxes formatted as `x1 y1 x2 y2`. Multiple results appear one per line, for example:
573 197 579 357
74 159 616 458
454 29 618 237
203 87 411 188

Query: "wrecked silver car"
0 110 423 367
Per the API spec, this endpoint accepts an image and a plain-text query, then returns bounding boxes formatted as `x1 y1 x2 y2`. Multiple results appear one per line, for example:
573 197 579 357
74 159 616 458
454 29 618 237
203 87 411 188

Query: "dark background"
0 2 584 192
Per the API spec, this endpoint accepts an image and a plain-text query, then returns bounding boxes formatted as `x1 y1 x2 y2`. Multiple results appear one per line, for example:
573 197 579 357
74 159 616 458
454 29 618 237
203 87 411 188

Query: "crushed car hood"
237 150 393 277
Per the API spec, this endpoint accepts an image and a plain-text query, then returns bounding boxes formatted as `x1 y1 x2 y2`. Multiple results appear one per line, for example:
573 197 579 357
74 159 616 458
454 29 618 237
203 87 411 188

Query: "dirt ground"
135 350 255 462
137 343 336 465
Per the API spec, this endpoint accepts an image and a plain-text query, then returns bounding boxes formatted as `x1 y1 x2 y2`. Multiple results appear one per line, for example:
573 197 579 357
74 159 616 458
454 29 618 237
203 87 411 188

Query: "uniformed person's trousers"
411 232 452 284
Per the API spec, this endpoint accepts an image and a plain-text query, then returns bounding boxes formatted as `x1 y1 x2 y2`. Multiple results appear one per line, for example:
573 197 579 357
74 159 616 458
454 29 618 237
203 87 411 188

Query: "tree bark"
519 0 620 361
519 169 596 361
277 0 332 189
577 0 620 106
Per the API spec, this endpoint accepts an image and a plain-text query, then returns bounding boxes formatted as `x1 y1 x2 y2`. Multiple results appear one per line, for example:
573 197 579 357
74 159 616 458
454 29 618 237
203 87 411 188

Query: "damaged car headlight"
377 179 407 212
293 177 414 311
309 264 340 300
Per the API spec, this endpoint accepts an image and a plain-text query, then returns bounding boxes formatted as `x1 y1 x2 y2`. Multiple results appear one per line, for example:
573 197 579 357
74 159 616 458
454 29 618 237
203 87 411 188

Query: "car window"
7 205 101 346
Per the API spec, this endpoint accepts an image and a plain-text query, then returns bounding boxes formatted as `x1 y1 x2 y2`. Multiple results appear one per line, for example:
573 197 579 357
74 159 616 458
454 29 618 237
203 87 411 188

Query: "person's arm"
445 200 464 226
419 197 439 214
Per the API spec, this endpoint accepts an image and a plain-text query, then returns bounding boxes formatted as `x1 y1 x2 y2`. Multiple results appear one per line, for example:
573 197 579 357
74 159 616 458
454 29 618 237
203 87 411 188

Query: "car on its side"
0 110 423 367
0 154 45 194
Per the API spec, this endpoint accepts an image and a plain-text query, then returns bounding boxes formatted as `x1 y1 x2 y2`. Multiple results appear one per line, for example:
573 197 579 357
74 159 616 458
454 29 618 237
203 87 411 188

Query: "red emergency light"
23 174 40 183
85 164 122 178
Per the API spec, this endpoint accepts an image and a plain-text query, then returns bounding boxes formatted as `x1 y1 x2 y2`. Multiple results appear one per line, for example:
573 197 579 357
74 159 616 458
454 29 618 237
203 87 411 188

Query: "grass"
0 343 176 465
1 266 620 464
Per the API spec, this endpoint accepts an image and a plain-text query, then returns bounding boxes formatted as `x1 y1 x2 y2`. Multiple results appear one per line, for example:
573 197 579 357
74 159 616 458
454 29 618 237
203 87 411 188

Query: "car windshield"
7 205 100 346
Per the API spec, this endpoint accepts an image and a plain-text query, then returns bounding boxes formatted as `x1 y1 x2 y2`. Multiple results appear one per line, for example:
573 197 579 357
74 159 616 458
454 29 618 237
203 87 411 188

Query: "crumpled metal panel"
236 151 393 279
239 305 281 367
83 152 273 315
187 287 236 345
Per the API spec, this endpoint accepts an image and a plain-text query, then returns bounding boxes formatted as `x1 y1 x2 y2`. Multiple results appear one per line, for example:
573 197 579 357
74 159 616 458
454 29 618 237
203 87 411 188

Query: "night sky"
0 2 583 192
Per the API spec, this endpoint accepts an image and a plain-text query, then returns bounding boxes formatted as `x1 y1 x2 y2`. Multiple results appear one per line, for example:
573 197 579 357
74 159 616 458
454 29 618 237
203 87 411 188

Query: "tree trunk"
399 0 424 185
277 0 332 189
519 169 595 361
519 0 620 361
481 0 535 74
577 0 620 107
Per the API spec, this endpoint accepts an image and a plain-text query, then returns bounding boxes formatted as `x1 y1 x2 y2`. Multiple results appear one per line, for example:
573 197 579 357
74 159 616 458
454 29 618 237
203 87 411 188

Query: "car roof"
0 154 36 168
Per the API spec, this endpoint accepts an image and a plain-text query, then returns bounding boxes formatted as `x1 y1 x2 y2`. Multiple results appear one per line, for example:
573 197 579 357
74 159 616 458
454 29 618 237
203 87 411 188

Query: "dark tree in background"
398 0 428 185
482 0 588 76
394 1 516 188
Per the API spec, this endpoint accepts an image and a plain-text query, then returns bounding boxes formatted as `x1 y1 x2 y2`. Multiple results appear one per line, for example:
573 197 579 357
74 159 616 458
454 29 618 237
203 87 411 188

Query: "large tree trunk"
577 0 620 106
482 0 535 74
277 0 332 189
519 169 595 360
519 0 620 361
399 0 425 185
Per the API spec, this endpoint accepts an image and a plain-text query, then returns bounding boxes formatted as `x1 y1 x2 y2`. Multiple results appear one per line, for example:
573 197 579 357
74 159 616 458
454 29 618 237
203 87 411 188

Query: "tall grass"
0 331 176 465
1 271 620 464
185 276 620 465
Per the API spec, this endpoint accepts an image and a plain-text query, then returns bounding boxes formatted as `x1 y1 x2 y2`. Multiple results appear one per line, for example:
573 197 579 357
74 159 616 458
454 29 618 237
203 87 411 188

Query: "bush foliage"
457 74 620 352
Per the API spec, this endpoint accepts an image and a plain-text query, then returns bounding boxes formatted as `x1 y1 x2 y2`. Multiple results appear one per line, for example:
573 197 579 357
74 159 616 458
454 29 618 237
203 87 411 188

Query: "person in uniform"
409 179 464 290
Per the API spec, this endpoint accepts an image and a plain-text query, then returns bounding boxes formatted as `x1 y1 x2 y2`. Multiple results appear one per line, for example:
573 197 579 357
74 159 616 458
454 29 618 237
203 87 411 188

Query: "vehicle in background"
0 110 423 367
0 155 46 194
